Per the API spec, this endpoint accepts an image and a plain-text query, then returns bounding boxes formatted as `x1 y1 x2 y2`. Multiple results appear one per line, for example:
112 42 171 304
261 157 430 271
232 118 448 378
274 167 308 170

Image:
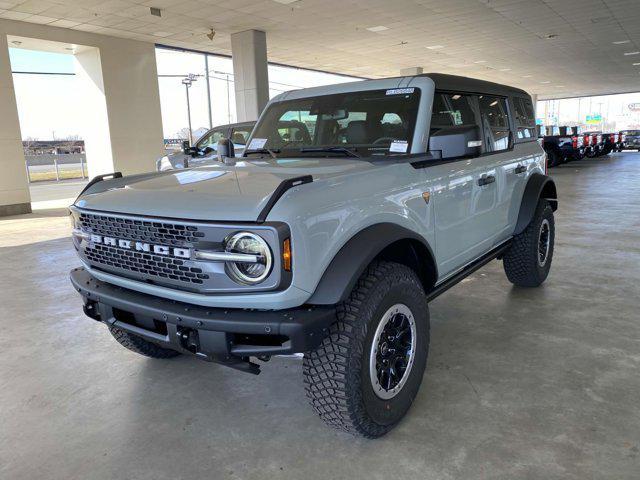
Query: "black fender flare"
514 173 558 235
307 223 436 305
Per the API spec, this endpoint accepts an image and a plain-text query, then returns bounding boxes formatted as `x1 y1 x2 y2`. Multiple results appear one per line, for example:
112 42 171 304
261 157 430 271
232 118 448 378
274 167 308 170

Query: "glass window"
230 127 252 146
431 93 477 127
478 95 510 152
196 128 227 149
248 89 421 157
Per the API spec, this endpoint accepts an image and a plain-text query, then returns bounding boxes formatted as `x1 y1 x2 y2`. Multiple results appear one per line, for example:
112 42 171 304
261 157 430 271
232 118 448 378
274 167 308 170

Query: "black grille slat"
77 213 209 287
77 213 200 246
84 244 209 285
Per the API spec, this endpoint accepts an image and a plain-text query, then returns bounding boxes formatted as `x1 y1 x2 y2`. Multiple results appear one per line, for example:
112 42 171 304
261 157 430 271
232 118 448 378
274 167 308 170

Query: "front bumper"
70 267 335 372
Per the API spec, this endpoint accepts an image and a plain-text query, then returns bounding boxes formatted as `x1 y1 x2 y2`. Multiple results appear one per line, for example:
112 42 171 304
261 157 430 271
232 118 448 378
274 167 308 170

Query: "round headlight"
224 232 272 285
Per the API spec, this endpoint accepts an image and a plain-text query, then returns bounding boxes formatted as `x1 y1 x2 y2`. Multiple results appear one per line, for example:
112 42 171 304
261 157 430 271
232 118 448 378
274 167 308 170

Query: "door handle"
478 175 496 186
514 165 527 174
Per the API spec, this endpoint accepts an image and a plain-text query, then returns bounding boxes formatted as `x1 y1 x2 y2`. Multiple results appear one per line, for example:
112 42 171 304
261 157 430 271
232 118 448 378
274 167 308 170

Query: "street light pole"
182 74 198 145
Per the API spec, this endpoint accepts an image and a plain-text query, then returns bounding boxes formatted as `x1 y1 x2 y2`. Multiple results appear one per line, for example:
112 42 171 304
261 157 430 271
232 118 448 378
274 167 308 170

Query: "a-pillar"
231 30 269 122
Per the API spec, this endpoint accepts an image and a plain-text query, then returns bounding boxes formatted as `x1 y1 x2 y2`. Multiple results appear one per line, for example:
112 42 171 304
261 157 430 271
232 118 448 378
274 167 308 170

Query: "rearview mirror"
428 125 482 160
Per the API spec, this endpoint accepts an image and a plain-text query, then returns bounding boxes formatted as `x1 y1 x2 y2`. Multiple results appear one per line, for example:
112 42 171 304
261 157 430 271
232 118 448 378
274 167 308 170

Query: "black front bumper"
70 268 335 372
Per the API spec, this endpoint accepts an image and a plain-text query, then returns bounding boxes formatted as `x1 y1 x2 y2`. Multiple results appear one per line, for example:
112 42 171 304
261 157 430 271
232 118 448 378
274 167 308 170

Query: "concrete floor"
1 153 639 480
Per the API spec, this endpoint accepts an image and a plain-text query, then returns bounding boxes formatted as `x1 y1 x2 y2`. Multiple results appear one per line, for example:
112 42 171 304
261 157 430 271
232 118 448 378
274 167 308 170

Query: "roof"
420 73 529 98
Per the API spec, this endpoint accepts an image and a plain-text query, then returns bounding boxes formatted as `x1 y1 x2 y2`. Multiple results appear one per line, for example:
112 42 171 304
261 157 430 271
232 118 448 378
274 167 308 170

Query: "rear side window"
513 97 536 142
478 95 510 152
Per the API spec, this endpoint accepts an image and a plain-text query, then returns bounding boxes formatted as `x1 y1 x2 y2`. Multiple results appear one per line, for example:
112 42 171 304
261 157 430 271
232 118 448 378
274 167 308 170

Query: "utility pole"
182 74 198 145
204 56 213 129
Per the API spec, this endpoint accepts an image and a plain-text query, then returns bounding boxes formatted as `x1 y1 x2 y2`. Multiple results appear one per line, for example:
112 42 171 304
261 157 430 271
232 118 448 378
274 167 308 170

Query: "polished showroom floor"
1 153 639 479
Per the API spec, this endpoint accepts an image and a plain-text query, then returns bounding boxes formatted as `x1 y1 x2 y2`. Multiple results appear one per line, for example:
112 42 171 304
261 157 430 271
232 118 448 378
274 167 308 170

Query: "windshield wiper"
299 147 361 158
244 148 280 159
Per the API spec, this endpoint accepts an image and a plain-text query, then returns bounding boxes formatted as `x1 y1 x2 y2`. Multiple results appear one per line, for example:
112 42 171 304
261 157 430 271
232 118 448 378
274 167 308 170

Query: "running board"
426 241 512 302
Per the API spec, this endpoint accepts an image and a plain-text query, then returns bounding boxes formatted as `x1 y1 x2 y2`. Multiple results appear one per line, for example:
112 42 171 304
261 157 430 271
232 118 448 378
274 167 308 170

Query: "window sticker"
248 138 268 150
389 140 409 153
386 88 415 96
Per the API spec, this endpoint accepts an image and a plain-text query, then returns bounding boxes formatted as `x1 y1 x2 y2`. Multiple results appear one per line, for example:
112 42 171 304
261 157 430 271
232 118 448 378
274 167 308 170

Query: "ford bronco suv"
70 74 557 438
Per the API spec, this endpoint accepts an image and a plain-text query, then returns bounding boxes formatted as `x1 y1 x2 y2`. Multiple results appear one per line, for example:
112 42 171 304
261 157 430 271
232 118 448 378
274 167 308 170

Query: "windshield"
621 130 640 135
247 88 421 157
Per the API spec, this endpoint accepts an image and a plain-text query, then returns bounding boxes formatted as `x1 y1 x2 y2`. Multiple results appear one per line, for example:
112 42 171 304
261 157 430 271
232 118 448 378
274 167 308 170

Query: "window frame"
430 89 515 160
511 96 537 144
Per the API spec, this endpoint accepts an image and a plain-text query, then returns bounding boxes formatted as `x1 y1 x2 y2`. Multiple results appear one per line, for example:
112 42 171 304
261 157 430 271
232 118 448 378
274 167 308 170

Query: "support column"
0 34 31 216
75 40 165 178
231 30 269 122
400 67 423 76
531 93 539 118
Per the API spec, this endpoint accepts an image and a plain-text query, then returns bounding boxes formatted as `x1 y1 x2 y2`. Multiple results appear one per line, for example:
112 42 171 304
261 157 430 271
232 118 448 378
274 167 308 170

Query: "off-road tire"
109 326 181 359
503 199 555 287
547 150 561 168
303 261 429 438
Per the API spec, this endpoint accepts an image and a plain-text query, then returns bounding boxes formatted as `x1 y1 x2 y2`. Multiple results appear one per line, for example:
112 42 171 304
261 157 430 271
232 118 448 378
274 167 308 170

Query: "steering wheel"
372 136 396 145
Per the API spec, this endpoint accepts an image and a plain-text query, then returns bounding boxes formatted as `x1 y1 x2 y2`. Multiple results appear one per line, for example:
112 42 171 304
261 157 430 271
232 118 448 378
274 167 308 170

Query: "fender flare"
307 223 436 305
514 173 558 235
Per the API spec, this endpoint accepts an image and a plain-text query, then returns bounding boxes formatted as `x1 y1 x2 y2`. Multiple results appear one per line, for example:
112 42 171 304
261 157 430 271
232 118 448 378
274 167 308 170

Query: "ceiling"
1 0 640 99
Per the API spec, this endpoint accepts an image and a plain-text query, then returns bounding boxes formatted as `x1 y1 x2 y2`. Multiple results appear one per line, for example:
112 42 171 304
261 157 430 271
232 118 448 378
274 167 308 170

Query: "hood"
75 158 374 221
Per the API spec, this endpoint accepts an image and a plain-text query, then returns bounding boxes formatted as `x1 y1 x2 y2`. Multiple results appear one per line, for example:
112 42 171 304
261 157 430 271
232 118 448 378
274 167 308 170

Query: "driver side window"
197 129 226 149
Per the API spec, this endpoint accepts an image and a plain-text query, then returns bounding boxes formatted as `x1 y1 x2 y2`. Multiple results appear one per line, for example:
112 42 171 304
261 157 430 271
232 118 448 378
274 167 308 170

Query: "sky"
10 47 640 141
10 47 359 141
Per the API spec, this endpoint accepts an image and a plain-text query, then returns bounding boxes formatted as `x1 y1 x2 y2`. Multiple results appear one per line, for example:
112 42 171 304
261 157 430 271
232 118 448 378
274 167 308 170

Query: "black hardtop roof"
419 73 530 98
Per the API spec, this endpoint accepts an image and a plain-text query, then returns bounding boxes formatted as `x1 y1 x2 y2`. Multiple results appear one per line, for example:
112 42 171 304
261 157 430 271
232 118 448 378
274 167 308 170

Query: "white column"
400 67 423 76
531 93 539 117
75 40 165 178
74 47 115 179
231 30 269 122
0 34 31 216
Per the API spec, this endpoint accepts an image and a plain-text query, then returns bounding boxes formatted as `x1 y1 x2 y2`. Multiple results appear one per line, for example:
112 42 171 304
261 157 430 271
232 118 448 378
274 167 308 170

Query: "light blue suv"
70 73 557 437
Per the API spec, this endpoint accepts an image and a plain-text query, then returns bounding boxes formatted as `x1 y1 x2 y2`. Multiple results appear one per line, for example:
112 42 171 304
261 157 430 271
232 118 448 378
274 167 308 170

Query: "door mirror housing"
182 140 198 157
428 125 482 160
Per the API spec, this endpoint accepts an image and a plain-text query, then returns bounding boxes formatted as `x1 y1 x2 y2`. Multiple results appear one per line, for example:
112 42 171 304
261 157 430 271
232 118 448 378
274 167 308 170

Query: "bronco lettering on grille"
89 234 191 259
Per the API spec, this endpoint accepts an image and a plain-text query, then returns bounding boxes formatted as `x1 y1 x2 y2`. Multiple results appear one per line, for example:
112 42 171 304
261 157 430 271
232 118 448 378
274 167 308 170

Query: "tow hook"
177 327 199 353
83 301 101 321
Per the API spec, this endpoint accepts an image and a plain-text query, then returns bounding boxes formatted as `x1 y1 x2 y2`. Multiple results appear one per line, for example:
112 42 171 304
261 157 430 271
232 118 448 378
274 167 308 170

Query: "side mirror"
428 125 482 160
216 138 235 163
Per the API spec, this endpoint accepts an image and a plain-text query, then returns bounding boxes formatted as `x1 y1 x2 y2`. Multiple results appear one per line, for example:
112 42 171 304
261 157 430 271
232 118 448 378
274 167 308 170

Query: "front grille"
72 209 283 294
78 212 205 247
85 244 209 285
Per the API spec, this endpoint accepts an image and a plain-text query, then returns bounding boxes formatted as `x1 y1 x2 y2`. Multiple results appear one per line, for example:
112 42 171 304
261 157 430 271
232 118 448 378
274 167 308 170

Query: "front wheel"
303 261 429 438
503 199 555 287
109 326 181 359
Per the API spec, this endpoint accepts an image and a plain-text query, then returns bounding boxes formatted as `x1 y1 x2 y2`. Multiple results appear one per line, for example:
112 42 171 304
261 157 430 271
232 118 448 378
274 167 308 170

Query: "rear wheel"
109 326 181 359
303 261 429 438
547 150 561 168
503 199 555 287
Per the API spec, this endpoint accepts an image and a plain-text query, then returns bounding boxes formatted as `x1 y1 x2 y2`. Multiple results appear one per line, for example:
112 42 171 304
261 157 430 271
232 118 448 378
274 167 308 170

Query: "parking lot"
2 152 638 479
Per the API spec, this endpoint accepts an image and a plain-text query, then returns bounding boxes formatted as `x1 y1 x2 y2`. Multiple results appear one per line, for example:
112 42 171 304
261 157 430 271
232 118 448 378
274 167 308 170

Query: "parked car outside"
157 121 255 171
620 129 640 151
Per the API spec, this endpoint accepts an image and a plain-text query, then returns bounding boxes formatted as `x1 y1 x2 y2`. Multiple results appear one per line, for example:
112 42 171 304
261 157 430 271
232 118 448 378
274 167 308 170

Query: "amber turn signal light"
282 238 292 271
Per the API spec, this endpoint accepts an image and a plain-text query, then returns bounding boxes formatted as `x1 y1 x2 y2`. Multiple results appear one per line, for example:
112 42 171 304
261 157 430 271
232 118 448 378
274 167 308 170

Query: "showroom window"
478 95 511 152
